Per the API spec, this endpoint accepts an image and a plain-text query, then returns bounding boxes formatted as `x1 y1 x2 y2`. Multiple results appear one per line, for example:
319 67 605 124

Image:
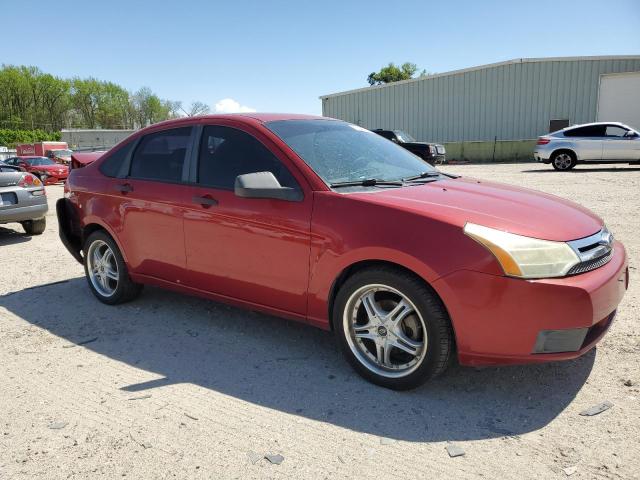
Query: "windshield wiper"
330 178 404 188
402 171 441 182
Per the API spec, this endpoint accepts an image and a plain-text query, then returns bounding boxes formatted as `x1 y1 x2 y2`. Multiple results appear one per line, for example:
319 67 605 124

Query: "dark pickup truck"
371 129 446 165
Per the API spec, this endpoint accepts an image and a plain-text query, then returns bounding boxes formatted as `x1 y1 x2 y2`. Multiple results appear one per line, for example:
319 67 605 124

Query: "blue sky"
1 0 638 115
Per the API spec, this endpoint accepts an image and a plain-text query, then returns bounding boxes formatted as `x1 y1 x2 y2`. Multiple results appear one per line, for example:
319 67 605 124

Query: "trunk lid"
0 171 24 188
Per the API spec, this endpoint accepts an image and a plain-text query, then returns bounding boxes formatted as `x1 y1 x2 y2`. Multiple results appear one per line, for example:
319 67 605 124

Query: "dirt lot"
1 163 639 479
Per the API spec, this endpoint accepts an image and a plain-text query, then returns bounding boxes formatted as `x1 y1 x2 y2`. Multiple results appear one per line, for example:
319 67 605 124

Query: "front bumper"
433 241 628 366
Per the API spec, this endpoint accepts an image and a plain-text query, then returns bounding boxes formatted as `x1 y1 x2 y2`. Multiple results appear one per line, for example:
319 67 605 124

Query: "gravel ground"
0 163 638 479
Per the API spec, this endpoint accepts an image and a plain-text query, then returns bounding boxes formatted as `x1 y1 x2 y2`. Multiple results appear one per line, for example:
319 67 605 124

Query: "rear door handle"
115 183 133 193
192 195 218 208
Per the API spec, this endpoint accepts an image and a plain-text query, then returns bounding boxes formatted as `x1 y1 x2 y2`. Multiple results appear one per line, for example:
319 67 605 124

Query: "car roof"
563 121 631 130
147 113 329 130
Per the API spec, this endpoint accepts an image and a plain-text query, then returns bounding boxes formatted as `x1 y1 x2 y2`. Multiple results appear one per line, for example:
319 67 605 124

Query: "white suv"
534 122 640 171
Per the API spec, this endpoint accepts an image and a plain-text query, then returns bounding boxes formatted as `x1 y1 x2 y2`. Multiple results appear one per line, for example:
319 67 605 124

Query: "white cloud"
214 98 256 113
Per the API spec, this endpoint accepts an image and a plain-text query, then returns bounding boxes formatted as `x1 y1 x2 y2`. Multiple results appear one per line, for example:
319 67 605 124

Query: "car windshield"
394 130 415 142
50 149 72 157
27 157 56 166
266 120 436 185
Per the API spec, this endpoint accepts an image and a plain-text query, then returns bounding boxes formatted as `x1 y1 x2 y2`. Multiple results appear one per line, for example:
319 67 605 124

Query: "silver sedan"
0 164 48 235
534 122 640 171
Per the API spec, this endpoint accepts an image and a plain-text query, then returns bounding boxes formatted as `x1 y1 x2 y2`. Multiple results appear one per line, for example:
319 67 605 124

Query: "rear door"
564 125 605 161
110 126 194 283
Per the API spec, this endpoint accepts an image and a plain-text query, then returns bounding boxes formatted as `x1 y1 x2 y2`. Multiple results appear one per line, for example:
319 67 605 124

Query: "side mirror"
625 131 639 138
234 171 302 202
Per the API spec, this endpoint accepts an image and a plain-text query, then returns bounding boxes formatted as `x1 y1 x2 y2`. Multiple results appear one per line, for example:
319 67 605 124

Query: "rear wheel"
83 230 142 304
21 217 46 235
333 266 453 390
551 151 576 171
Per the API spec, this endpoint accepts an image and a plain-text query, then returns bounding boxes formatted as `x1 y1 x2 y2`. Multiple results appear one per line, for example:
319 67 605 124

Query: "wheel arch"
551 148 578 162
81 220 129 263
327 259 455 340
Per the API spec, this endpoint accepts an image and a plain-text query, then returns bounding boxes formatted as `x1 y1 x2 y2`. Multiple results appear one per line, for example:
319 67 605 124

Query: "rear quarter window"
99 141 136 178
129 127 192 182
564 125 606 137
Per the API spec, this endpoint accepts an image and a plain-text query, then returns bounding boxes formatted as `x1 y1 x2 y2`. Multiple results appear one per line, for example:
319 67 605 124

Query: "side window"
129 127 191 182
564 125 605 137
99 141 135 178
197 125 298 190
605 125 628 137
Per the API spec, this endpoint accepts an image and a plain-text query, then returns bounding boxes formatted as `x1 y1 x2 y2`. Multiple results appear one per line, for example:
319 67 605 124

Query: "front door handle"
115 183 133 193
192 195 218 208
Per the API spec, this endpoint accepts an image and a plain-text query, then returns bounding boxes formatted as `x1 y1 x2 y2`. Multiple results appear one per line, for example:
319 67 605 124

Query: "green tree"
130 87 174 127
0 64 209 132
96 82 130 129
367 62 426 85
71 78 102 128
38 73 71 130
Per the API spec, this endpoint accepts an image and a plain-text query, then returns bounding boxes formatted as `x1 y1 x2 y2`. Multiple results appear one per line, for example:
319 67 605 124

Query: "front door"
182 124 312 315
601 125 640 161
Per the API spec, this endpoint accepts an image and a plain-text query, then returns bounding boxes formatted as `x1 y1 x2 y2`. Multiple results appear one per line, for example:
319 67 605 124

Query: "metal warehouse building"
61 129 135 150
320 56 640 161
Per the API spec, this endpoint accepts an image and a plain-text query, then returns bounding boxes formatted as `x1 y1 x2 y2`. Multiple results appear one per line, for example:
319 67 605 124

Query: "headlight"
464 223 580 279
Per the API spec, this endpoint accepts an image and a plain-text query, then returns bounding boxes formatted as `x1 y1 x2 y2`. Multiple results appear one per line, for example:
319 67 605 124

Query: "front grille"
567 228 614 276
567 250 613 275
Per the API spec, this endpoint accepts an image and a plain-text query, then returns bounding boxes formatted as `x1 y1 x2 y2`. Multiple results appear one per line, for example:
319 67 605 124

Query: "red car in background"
3 156 69 184
56 114 628 390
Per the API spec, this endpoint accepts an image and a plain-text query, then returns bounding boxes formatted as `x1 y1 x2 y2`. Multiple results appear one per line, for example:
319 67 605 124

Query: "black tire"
21 217 46 235
551 151 576 171
83 230 142 305
332 266 453 390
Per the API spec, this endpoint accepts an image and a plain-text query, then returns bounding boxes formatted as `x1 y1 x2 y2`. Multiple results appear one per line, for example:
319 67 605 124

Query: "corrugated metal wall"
321 57 640 142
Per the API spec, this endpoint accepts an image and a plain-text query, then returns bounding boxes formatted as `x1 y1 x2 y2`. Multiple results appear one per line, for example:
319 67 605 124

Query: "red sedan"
4 156 69 184
57 114 628 389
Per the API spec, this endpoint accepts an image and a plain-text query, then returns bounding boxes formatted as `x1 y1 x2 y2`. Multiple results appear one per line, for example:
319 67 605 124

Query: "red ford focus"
57 114 629 389
3 156 69 184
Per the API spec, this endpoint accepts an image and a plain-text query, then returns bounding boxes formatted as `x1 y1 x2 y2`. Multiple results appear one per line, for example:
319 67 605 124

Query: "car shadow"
1 278 595 442
0 226 32 246
522 167 640 173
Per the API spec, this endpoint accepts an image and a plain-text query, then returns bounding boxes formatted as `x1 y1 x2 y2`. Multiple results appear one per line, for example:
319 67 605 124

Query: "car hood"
402 141 435 148
349 177 603 241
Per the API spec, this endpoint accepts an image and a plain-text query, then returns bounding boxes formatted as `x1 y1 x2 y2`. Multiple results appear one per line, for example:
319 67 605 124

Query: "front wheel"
83 230 142 305
333 267 453 390
551 151 576 171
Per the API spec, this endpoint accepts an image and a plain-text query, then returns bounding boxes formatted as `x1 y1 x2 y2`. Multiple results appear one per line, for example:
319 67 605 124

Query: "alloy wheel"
553 153 573 170
87 239 119 297
343 284 428 378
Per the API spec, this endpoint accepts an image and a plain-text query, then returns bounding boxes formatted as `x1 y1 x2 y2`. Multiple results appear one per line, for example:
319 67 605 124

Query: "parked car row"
1 156 69 184
16 141 72 165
